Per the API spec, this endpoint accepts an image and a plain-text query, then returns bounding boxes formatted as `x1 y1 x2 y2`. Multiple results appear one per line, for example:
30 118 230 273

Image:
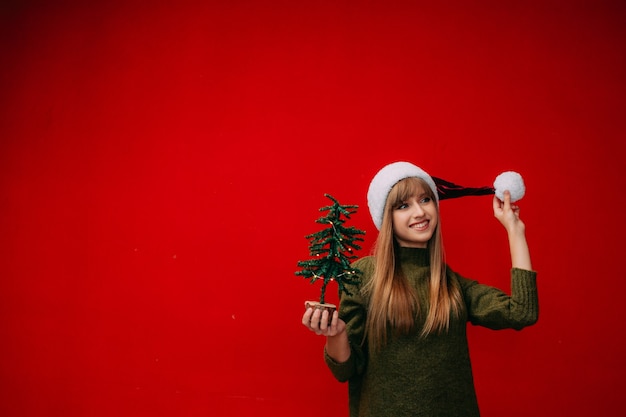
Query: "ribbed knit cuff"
511 268 539 326
324 346 355 383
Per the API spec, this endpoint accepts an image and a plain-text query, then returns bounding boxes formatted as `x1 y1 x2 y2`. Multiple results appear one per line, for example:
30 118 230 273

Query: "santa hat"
367 161 525 230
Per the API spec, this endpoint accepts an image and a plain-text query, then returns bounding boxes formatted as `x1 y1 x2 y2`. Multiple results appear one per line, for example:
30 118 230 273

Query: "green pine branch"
295 194 366 305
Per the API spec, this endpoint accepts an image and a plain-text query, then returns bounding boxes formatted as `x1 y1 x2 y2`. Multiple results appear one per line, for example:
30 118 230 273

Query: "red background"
1 1 625 416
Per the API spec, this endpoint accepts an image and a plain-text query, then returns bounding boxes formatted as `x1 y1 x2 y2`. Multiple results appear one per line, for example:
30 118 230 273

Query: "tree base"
305 301 337 326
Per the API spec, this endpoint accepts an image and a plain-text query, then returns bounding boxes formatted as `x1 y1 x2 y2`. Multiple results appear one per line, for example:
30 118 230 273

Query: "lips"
409 220 429 231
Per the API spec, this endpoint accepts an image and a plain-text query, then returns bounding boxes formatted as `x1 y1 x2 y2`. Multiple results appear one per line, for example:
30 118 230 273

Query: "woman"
302 161 538 417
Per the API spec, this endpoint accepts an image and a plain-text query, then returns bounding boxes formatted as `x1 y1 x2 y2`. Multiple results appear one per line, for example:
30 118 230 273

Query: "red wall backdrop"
1 1 625 416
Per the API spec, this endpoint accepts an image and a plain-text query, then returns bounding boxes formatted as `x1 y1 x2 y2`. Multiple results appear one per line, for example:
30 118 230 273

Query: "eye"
395 202 409 210
420 197 432 204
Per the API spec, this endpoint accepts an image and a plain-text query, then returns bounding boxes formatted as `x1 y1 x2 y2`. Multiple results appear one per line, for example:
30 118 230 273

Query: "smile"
410 220 429 231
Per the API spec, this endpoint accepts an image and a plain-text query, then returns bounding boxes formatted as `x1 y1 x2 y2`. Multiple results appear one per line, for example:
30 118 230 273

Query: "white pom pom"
493 171 525 202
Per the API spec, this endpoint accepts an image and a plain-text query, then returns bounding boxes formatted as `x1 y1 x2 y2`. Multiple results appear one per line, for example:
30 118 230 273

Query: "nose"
411 202 425 217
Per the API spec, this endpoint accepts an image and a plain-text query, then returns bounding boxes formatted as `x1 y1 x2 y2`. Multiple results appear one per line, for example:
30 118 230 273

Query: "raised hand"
493 190 532 270
493 190 525 235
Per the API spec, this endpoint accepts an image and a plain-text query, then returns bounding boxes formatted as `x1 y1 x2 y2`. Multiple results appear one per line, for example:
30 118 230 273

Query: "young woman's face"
392 186 438 248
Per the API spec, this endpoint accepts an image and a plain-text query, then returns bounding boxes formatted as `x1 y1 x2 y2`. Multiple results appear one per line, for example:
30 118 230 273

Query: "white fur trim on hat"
367 162 437 230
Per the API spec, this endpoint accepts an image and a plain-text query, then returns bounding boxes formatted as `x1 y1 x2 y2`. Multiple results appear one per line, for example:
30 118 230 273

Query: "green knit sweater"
324 247 538 417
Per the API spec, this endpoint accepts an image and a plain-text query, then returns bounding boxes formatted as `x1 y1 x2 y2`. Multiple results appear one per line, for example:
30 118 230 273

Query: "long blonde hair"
364 177 463 351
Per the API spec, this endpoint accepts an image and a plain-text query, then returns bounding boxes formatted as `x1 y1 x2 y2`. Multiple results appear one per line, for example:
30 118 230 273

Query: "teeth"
411 221 428 229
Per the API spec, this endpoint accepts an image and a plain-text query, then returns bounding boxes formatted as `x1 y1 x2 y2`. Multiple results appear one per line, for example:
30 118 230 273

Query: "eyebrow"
397 192 427 203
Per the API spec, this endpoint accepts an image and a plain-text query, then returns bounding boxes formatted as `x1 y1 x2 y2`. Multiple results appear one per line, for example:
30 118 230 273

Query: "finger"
503 190 512 209
328 310 339 335
314 310 325 334
320 310 330 331
302 307 313 327
493 195 504 211
310 308 321 331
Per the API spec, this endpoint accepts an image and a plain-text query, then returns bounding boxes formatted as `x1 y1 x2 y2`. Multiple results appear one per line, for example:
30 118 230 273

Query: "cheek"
391 212 403 232
429 207 439 225
391 210 404 225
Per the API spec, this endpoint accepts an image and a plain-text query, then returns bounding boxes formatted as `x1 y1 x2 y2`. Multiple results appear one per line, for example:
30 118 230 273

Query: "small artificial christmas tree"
296 194 366 319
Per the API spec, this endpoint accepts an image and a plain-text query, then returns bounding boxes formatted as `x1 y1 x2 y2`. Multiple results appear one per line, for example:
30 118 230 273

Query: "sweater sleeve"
458 268 539 330
324 257 371 382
